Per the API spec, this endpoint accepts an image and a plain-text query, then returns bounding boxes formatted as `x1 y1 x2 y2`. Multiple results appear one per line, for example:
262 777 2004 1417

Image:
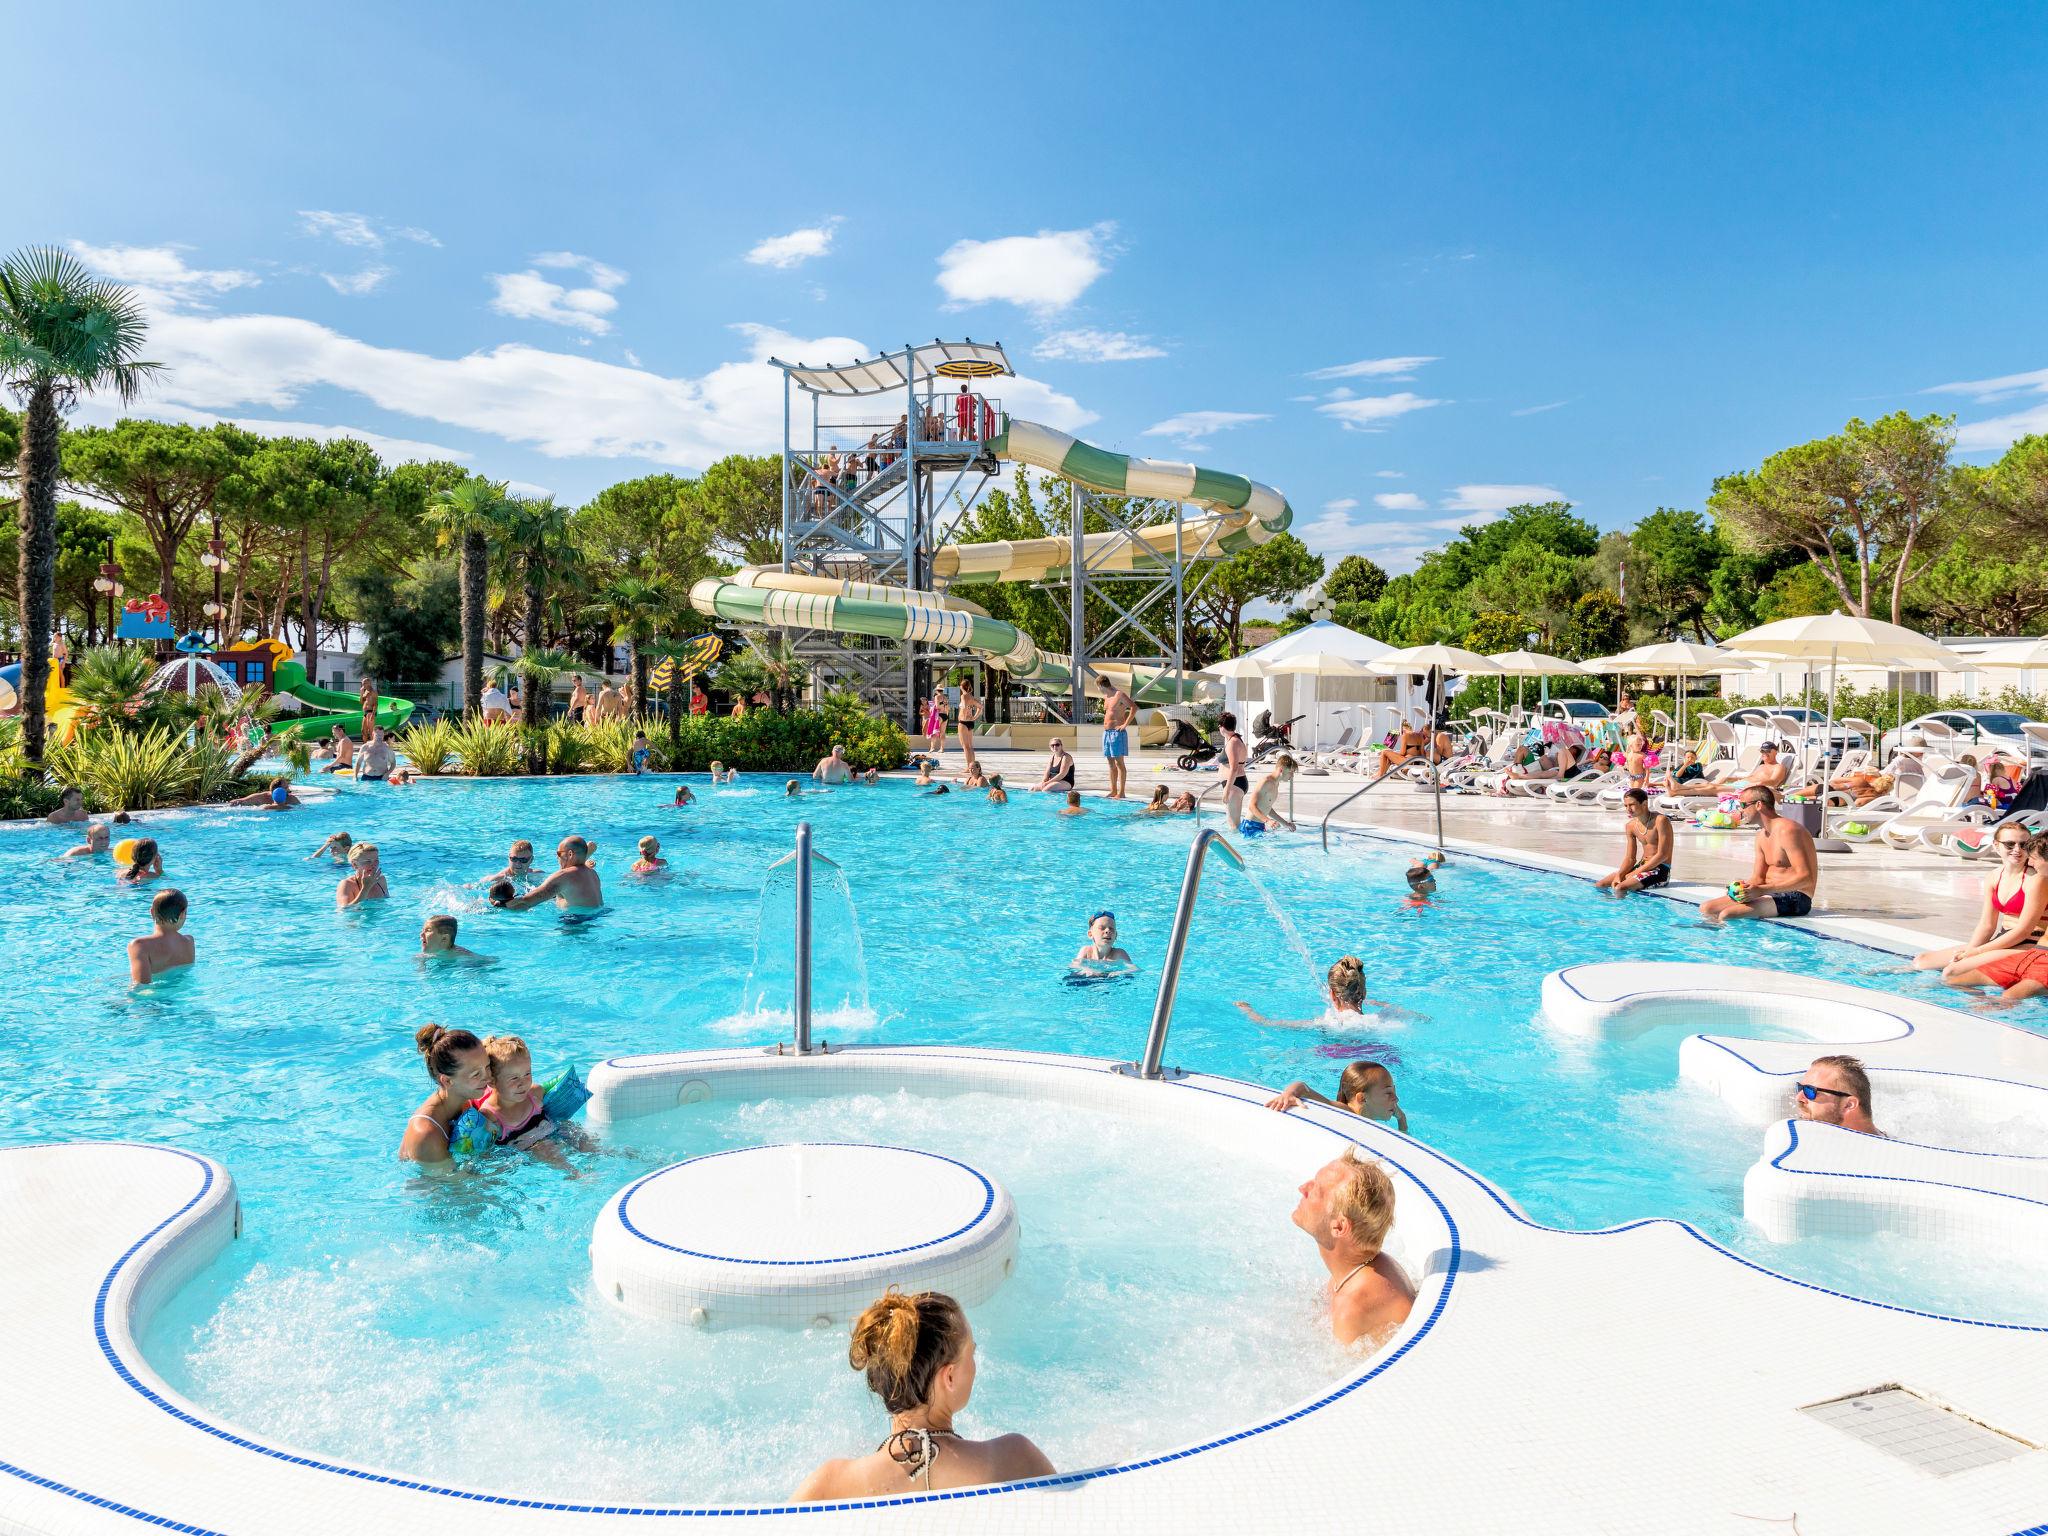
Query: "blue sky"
11 1 2047 574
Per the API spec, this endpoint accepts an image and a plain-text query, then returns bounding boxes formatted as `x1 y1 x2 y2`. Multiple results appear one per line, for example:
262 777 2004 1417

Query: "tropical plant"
445 717 521 776
589 575 673 708
540 720 591 775
424 476 513 717
393 718 456 775
273 725 315 777
0 245 159 760
507 497 573 725
63 644 179 732
579 714 650 774
43 724 248 811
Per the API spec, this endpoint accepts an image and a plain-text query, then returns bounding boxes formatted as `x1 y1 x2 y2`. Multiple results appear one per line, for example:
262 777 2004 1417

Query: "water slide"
688 419 1293 706
250 640 414 738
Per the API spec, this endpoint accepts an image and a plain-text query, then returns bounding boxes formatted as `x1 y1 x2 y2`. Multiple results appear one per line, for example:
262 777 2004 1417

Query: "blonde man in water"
795 1289 1053 1500
1293 1149 1416 1347
506 835 604 910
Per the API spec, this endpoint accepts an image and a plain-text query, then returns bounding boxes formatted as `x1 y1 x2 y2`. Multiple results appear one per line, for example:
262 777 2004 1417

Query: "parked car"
1879 710 2037 763
1721 705 1865 763
1536 698 1611 728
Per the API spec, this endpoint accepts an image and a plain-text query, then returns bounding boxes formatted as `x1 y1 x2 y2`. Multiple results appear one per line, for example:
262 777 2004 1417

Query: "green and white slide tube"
688 418 1292 706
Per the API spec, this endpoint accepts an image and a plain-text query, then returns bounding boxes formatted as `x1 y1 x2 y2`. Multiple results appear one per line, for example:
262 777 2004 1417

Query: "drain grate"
1801 1387 2032 1477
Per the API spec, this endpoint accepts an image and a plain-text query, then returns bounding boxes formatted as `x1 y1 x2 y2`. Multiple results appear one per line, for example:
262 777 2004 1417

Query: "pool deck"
941 746 1984 953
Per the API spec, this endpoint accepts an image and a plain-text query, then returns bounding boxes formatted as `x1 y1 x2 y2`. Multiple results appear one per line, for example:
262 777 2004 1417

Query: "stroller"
1250 710 1304 765
1166 712 1218 772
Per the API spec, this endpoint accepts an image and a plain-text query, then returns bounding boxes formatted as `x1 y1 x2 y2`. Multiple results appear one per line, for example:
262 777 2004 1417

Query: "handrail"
764 822 839 1056
1317 759 1418 851
1120 828 1244 1080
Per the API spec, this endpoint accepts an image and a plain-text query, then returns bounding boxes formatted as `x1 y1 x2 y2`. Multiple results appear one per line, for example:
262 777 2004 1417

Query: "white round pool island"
591 1142 1019 1328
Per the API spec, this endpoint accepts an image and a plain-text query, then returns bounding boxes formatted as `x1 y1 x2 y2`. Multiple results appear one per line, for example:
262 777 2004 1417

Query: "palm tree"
423 476 511 717
589 575 672 712
0 247 157 761
506 496 572 726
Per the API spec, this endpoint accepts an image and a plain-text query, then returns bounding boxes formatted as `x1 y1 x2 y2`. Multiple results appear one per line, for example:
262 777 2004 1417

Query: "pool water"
2 773 2039 1495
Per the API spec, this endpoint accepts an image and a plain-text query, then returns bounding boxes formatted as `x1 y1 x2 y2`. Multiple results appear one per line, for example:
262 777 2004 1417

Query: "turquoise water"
2 773 2039 1500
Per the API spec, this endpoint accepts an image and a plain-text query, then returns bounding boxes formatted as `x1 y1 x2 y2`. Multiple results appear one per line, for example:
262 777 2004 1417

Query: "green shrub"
42 725 251 811
542 721 591 775
580 715 648 773
446 719 522 777
395 718 457 775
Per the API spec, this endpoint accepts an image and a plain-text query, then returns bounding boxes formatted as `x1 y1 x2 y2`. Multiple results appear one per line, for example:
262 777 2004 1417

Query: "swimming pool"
2 773 2038 1498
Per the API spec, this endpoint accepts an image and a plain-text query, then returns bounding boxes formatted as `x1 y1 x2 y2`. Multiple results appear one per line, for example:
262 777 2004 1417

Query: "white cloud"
1315 392 1443 432
321 265 392 297
1308 355 1439 381
936 224 1112 314
1441 483 1566 513
89 293 1093 473
1926 365 2048 450
1322 497 1359 512
745 219 842 269
1291 503 1496 573
66 241 257 308
1032 328 1165 363
1142 410 1270 447
298 210 440 250
489 268 623 335
531 250 628 291
1374 491 1427 510
1374 469 1405 478
1511 400 1568 417
506 480 554 500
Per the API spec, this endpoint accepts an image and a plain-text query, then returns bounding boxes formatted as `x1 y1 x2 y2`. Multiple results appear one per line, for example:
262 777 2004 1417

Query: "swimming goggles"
1090 910 1115 925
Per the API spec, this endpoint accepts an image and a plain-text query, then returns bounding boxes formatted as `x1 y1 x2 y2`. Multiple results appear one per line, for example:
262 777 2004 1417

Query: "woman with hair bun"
1234 956 1413 1031
399 1024 490 1167
793 1289 1053 1501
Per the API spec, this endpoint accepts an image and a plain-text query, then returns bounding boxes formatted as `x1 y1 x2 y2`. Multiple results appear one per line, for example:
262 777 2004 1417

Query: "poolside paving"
929 747 1984 952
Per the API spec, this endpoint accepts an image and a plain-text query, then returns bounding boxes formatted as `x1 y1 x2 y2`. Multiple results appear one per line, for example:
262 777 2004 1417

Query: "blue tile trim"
615 1143 998 1264
0 1096 1458 1522
1768 1118 2048 1203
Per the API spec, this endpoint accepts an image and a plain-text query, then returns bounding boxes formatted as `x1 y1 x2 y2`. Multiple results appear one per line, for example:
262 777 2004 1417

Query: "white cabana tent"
1220 621 1423 749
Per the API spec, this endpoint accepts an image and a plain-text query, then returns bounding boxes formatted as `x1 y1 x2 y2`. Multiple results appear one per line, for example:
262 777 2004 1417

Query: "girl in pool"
1263 1060 1409 1134
794 1289 1053 1501
673 785 696 807
309 830 353 863
985 773 1008 805
957 762 988 790
400 1024 491 1167
118 838 162 885
470 1034 583 1166
1071 910 1133 975
1141 785 1171 815
914 759 938 787
1234 956 1413 1030
630 835 668 875
336 842 387 907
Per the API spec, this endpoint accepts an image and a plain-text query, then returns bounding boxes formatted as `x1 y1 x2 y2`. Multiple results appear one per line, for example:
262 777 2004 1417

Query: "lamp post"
93 542 123 644
198 529 227 647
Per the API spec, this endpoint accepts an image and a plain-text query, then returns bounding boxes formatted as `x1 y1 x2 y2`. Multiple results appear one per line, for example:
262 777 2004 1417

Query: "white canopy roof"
1238 619 1399 666
771 341 1014 397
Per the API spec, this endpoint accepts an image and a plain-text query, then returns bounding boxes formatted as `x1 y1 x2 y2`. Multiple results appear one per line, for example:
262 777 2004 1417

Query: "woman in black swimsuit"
1033 739 1077 792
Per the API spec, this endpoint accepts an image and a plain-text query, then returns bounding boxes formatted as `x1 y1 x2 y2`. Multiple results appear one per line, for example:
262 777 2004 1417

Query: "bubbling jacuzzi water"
143 1090 1338 1504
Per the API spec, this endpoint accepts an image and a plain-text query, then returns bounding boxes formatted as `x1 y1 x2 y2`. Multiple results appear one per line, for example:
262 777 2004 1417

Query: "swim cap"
270 785 288 805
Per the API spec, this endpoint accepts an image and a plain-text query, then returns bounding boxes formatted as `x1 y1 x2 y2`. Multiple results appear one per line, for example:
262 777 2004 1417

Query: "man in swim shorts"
813 744 852 784
1670 740 1790 798
1794 1054 1883 1137
321 724 355 773
1292 1148 1416 1347
1099 676 1135 801
45 786 88 824
506 835 604 910
128 887 195 984
1596 788 1676 896
1699 785 1818 922
356 726 396 781
1243 754 1299 833
1220 711 1250 831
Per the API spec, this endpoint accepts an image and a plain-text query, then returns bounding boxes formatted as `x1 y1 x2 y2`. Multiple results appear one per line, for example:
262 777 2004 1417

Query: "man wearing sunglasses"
1794 1055 1883 1138
1700 784 1817 923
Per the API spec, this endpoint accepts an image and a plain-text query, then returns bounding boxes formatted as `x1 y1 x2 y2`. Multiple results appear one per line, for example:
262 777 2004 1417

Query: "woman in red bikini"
1919 830 2048 1003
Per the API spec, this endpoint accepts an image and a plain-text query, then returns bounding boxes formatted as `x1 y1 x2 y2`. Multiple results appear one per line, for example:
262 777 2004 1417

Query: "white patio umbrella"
1261 651 1382 753
1583 640 1757 746
1199 654 1270 679
1961 637 2048 672
1485 649 1590 720
1720 612 1956 769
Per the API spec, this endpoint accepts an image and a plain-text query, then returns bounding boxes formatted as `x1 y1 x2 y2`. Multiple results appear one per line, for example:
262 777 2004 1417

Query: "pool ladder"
1117 827 1244 1081
1317 757 1441 852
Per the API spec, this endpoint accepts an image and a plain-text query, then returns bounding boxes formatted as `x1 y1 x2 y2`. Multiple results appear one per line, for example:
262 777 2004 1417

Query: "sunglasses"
1796 1083 1851 1102
1998 839 2030 852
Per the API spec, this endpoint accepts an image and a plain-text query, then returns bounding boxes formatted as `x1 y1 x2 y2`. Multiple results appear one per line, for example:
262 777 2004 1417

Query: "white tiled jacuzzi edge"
7 1042 2048 1534
1545 960 2048 1281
